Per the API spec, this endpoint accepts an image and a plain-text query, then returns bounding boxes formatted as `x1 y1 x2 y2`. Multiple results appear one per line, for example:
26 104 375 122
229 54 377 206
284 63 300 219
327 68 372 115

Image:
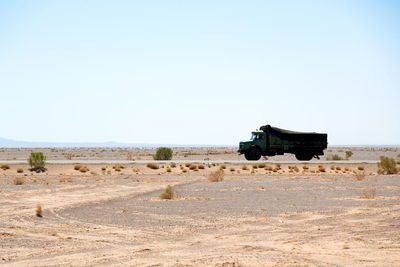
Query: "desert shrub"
160 185 174 199
377 156 398 174
345 167 349 171
189 164 197 170
74 164 82 171
345 151 353 159
1 164 10 170
332 154 343 160
230 167 235 172
220 164 226 169
198 164 205 169
355 172 366 181
36 204 42 217
146 163 159 169
262 156 268 160
170 162 176 168
153 147 173 160
360 188 376 199
13 177 25 185
79 166 89 173
242 165 248 170
101 167 106 171
293 166 299 172
318 166 326 172
113 164 125 170
252 164 258 169
208 170 225 182
28 152 46 170
302 165 309 170
185 163 191 167
90 171 97 175
275 164 281 169
258 163 266 168
17 168 23 173
264 165 272 171
357 166 364 171
166 167 171 172
336 166 341 170
182 168 187 173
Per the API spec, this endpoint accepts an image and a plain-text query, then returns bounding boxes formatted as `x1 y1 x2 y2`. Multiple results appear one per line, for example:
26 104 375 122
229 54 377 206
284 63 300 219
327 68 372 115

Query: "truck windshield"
250 133 257 140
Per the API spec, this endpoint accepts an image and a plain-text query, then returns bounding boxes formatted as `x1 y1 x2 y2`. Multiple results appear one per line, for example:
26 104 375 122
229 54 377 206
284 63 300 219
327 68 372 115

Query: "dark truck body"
238 125 328 161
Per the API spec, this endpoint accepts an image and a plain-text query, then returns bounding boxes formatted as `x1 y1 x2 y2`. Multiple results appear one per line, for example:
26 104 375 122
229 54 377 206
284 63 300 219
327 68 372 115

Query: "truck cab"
238 131 266 161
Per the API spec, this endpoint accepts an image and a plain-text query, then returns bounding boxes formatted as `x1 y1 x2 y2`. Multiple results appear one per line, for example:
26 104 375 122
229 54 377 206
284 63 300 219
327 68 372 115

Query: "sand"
0 147 399 266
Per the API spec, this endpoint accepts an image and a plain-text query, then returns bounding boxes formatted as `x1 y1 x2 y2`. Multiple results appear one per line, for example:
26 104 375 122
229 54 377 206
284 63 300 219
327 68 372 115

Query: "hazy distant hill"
0 137 229 148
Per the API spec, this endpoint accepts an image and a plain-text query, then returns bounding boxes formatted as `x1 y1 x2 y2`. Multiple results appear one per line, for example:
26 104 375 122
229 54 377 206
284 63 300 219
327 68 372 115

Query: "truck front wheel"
245 147 261 161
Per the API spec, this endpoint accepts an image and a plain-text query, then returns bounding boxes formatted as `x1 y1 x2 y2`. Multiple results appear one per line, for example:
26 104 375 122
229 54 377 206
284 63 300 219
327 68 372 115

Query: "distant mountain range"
0 137 231 148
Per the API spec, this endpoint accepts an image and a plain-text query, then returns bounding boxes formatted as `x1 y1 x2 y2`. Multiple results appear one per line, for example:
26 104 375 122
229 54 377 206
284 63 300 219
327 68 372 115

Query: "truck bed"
260 125 327 142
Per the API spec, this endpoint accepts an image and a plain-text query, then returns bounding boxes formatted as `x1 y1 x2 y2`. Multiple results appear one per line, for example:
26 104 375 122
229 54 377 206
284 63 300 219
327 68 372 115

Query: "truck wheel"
247 147 261 161
244 152 251 160
295 153 313 161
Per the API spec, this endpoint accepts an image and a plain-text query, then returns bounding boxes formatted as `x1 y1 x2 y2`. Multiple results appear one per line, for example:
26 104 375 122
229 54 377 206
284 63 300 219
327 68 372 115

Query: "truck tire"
295 152 313 161
246 147 261 161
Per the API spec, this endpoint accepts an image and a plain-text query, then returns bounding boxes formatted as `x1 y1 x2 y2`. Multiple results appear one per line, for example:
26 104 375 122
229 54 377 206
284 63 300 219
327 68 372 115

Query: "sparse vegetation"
360 188 376 199
189 164 198 171
345 151 353 159
220 164 226 169
154 147 173 160
258 163 266 168
242 165 248 170
208 170 225 182
198 164 205 169
230 167 235 172
13 177 25 185
328 154 343 160
318 165 326 172
357 166 364 171
146 163 159 169
74 164 82 171
36 204 43 217
17 168 23 173
28 152 46 171
160 185 174 199
1 164 10 170
355 172 366 181
166 167 171 172
377 156 398 174
79 166 89 173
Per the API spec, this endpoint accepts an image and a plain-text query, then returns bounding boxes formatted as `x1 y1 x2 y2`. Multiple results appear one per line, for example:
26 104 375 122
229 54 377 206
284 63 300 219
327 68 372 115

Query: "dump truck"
238 125 328 161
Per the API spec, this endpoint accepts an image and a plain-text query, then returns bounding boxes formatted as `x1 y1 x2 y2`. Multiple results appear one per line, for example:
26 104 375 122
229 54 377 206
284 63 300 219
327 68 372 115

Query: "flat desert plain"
0 147 400 266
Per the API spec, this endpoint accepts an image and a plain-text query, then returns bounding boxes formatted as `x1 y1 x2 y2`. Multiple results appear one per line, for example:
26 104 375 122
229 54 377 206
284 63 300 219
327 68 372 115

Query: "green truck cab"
238 125 328 161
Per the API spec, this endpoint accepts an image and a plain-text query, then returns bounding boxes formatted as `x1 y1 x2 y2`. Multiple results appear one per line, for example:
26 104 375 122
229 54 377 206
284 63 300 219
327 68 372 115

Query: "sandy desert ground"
1 147 400 266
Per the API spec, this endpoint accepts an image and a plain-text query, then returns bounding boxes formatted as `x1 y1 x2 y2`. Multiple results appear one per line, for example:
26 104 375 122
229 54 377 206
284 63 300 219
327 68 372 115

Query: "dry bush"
293 166 299 172
357 166 365 171
208 170 225 182
252 164 258 169
113 164 125 170
90 171 97 175
330 166 335 170
132 167 140 173
101 167 106 171
74 164 82 171
160 185 174 200
59 177 66 182
272 167 279 172
170 162 177 168
189 164 198 170
1 164 10 170
126 152 133 160
264 165 272 171
302 165 309 170
242 165 248 170
146 163 159 169
79 166 89 173
327 154 343 160
198 164 205 169
258 163 266 168
185 163 191 167
182 168 188 173
36 204 42 217
360 188 376 199
345 151 353 159
230 167 235 172
166 167 172 172
377 156 398 174
13 177 25 185
275 164 281 169
17 168 23 173
336 166 341 170
318 166 326 172
345 167 349 171
220 164 226 169
355 172 366 181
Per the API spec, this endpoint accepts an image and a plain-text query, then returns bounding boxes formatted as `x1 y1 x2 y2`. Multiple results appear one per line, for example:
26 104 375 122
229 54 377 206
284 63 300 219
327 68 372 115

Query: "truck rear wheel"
246 147 261 161
295 152 314 161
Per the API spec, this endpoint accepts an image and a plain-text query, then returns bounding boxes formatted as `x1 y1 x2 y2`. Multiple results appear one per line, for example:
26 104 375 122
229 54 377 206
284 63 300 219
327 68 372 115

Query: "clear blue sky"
1 1 399 145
